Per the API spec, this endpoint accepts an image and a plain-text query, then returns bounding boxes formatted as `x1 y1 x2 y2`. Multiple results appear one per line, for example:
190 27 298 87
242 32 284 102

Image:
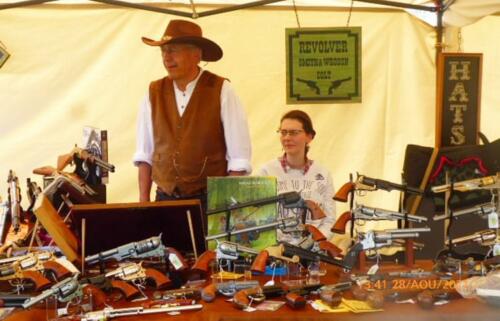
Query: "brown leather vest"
149 71 228 196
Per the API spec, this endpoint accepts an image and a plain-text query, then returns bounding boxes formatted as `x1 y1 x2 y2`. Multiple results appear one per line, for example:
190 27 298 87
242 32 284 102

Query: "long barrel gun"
433 203 497 221
450 229 497 247
216 240 258 269
192 241 260 273
85 235 165 265
344 228 431 270
353 204 428 223
331 205 427 235
81 304 202 321
207 191 302 215
206 216 301 241
0 199 9 244
22 274 81 309
432 173 500 193
7 170 22 233
58 146 115 173
334 174 423 202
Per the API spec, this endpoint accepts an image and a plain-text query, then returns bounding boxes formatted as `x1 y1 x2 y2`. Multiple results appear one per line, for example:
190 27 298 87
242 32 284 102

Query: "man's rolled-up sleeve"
133 94 154 167
220 80 252 174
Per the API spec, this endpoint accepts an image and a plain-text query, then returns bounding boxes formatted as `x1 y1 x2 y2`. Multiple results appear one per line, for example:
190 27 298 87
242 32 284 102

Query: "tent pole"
354 0 436 12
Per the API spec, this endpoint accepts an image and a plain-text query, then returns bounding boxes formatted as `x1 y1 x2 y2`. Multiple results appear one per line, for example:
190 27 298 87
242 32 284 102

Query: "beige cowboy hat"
142 19 223 62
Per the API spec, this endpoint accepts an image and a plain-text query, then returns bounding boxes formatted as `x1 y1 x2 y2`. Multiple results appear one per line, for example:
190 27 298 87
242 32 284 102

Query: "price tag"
57 307 69 317
169 253 184 270
488 212 499 229
367 264 379 275
493 243 500 257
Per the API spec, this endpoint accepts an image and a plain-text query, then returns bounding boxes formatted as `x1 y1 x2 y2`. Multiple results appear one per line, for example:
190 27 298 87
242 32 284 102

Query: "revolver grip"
318 240 343 258
304 224 326 241
191 250 216 273
145 268 171 289
319 289 342 308
285 292 306 309
232 288 251 309
110 280 140 300
22 270 52 292
82 284 107 310
201 283 217 302
250 250 269 274
333 182 355 202
343 243 363 271
330 211 352 234
43 261 72 280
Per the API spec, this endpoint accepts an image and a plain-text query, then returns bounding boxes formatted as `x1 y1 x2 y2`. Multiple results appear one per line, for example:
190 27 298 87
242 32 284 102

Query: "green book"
207 176 277 250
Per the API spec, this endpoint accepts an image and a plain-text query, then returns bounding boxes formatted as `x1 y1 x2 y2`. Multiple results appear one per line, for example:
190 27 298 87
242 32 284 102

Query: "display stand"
69 200 206 265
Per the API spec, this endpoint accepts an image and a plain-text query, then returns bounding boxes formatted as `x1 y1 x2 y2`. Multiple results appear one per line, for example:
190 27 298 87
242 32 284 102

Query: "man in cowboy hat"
133 20 252 210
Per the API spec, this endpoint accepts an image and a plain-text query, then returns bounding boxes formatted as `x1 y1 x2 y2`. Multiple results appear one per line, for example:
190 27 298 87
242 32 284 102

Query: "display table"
3 261 499 321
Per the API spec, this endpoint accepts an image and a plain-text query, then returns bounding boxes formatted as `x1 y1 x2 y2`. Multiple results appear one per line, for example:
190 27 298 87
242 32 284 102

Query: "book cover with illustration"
207 176 277 250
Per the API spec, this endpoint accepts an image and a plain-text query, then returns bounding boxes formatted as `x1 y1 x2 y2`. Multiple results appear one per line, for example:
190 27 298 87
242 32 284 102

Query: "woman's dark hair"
280 109 316 138
280 110 316 156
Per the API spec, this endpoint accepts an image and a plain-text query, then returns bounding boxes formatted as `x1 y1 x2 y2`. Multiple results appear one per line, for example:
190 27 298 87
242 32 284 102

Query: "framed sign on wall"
286 27 361 104
436 53 482 147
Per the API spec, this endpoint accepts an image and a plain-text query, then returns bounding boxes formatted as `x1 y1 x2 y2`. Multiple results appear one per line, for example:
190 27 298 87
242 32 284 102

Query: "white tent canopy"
2 0 500 26
0 1 498 220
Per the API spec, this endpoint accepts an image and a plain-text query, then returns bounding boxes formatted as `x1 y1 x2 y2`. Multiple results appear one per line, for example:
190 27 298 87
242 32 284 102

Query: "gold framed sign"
286 27 361 104
436 53 482 147
0 44 9 68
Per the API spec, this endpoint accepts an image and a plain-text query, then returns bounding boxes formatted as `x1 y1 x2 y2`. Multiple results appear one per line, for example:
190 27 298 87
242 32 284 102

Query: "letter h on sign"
435 53 482 148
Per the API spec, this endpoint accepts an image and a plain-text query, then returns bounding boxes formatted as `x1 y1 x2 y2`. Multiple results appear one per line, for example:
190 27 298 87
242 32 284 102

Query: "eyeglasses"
276 129 304 137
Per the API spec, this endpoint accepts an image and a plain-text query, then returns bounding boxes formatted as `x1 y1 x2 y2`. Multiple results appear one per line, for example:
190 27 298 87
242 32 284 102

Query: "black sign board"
436 53 482 147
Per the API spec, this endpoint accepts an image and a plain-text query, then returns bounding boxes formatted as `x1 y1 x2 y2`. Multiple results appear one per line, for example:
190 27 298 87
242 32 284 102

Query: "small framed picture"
0 45 10 68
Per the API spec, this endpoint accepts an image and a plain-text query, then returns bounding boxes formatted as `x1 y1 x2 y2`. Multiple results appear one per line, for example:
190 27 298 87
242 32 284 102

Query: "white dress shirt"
133 69 252 174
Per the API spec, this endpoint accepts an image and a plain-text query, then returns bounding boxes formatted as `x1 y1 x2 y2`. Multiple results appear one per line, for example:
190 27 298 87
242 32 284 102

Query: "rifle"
206 191 302 215
327 77 351 95
282 243 349 269
433 203 497 221
80 304 203 321
25 178 42 213
343 228 431 270
85 235 186 271
57 146 115 173
201 280 260 302
104 262 171 290
296 78 320 95
7 170 22 233
0 200 9 245
432 173 500 193
205 216 301 241
334 174 423 202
